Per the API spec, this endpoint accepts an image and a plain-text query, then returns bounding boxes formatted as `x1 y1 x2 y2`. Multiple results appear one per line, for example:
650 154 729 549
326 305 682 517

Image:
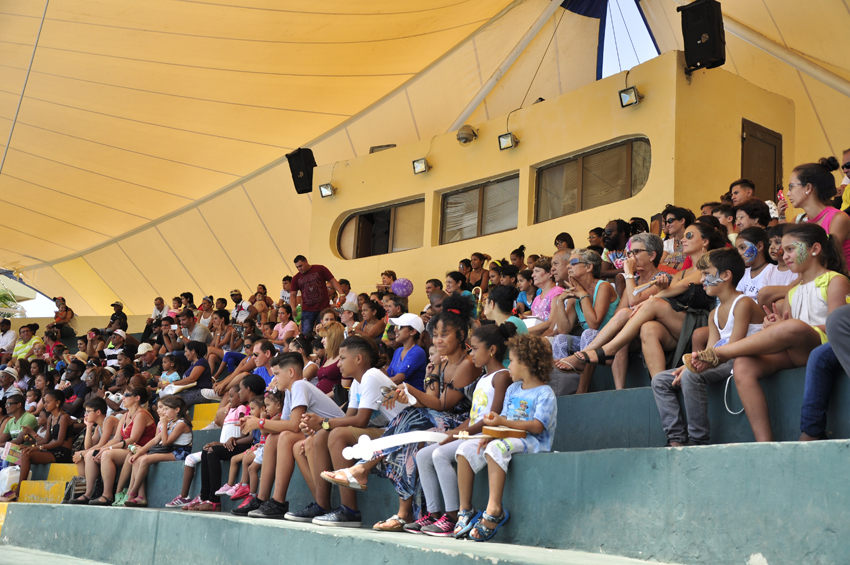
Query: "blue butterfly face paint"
741 240 758 263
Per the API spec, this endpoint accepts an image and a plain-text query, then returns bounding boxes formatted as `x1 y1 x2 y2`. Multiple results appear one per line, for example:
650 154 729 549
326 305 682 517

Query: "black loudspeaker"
286 148 317 194
677 0 726 72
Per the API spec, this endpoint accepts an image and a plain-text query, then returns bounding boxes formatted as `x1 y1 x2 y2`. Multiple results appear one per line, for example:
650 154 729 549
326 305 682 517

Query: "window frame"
338 198 425 259
439 174 520 245
534 137 649 224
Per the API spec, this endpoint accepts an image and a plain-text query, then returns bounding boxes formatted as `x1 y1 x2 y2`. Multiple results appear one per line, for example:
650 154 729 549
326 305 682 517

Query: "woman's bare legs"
732 353 795 442
98 449 131 500
640 321 679 377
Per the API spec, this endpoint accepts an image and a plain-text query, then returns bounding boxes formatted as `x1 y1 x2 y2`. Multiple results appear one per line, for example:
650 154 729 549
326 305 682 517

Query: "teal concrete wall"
6 440 850 565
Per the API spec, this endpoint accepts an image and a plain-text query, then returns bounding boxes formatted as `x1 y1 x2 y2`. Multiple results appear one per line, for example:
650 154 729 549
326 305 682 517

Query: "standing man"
290 255 344 336
142 297 169 342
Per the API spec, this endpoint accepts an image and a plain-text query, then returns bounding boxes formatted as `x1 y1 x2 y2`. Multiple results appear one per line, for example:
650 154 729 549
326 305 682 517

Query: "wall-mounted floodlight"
319 183 336 198
619 86 644 107
412 158 430 174
498 132 519 150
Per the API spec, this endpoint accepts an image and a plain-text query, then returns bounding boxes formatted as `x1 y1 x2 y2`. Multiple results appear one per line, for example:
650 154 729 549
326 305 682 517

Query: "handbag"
159 381 196 397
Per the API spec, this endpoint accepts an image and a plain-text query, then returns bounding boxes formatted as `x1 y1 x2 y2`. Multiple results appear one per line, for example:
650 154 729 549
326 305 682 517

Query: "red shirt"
291 265 334 312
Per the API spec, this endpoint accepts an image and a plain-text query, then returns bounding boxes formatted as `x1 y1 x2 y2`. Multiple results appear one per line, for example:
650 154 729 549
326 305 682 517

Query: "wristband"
258 418 265 430
623 274 635 280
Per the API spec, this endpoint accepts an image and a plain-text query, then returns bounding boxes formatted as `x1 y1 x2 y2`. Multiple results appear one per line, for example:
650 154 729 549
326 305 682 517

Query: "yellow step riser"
46 463 78 482
19 481 67 504
0 502 7 536
192 404 219 421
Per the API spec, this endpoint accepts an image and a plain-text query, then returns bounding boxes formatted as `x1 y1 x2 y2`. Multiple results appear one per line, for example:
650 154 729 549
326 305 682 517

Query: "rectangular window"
440 176 519 244
338 199 424 259
535 138 650 224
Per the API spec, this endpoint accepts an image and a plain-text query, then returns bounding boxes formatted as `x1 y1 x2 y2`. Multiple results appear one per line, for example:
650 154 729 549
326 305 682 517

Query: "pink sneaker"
165 495 193 508
215 484 233 496
230 484 251 501
235 494 255 509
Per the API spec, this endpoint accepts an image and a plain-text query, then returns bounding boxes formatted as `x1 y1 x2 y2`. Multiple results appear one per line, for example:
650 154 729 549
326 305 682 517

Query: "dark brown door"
741 119 783 202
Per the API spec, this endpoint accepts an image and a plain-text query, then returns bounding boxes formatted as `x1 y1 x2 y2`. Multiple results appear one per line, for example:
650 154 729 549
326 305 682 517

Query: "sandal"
470 509 510 542
87 495 114 506
554 358 578 372
190 500 220 512
321 468 368 491
67 495 92 505
453 509 480 539
181 496 203 511
682 347 720 373
373 514 407 532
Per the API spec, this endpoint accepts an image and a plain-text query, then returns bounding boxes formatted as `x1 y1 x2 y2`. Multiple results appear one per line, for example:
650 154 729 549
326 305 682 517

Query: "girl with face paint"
686 224 850 442
733 228 797 300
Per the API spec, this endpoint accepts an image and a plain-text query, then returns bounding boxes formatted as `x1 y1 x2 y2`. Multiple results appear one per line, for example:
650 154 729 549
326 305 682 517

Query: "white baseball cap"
389 313 425 334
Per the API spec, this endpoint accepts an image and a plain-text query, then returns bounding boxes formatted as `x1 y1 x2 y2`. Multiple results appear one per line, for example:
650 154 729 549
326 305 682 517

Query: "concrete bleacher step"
19 481 66 504
6 440 850 565
0 505 669 565
0 546 110 565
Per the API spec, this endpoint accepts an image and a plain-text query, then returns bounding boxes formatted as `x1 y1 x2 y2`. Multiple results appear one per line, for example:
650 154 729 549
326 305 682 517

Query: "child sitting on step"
651 248 764 446
164 385 248 508
221 391 284 506
455 334 557 541
124 396 193 507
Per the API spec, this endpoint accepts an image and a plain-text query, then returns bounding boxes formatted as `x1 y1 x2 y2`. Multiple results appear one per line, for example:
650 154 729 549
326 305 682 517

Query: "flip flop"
373 514 406 532
320 468 368 491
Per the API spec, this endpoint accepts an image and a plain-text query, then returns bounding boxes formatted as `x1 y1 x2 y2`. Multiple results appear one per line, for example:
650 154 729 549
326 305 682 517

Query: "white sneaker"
201 388 222 401
201 422 221 430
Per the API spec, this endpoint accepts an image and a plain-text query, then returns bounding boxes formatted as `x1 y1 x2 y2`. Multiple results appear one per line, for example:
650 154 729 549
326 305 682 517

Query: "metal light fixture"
412 158 430 174
456 125 477 146
498 132 519 151
618 86 644 108
318 183 336 198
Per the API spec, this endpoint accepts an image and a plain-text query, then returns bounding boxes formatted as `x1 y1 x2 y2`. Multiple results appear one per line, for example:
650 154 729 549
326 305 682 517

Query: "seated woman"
316 323 344 394
85 328 107 360
320 293 479 530
83 386 156 505
271 304 298 351
550 249 619 393
350 300 386 342
173 342 215 408
527 259 564 325
788 157 850 264
385 314 428 391
197 297 215 328
444 271 468 295
206 309 234 374
686 224 850 441
376 270 397 293
556 222 728 378
12 390 74 501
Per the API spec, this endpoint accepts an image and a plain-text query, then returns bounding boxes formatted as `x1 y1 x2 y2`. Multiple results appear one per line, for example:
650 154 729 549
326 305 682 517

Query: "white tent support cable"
670 0 850 99
0 0 50 177
447 0 563 133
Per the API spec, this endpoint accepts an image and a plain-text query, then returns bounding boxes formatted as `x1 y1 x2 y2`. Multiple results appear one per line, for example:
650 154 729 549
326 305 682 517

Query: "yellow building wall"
309 51 794 314
673 58 795 214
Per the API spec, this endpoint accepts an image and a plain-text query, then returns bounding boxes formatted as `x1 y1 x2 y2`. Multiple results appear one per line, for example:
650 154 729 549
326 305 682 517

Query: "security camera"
457 125 478 146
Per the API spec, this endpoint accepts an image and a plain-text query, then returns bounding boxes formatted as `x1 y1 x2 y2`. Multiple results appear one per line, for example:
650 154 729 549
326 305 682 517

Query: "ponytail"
472 321 518 363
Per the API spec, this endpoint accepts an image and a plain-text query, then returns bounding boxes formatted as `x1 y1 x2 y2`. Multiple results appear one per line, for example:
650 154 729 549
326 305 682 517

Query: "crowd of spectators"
0 154 849 543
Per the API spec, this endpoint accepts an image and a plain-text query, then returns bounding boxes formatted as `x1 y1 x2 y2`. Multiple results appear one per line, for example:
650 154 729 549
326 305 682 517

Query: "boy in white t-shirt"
235 352 344 519
278 276 292 306
289 336 408 527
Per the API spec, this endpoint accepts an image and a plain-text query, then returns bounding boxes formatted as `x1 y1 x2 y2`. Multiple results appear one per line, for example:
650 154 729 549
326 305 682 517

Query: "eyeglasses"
123 392 135 397
252 352 260 357
626 249 647 257
788 182 804 190
604 230 614 236
664 217 677 224
843 162 850 170
685 232 695 240
568 259 588 266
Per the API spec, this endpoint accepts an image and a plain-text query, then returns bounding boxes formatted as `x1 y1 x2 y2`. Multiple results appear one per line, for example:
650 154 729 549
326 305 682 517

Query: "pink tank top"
807 207 850 264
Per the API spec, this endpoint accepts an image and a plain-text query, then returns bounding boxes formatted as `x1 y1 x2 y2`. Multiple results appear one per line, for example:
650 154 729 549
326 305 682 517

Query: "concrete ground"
0 547 108 565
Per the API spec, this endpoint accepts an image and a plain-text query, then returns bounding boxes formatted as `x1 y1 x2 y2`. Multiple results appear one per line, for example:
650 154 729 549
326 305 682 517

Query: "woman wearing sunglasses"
556 222 727 380
660 205 695 270
550 249 620 393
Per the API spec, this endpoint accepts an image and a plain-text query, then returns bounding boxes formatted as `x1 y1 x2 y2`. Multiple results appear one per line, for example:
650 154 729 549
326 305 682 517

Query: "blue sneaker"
285 502 327 523
312 505 362 528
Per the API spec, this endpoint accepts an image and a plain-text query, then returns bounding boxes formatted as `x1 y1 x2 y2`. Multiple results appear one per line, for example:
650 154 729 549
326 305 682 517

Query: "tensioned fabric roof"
3 0 849 315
